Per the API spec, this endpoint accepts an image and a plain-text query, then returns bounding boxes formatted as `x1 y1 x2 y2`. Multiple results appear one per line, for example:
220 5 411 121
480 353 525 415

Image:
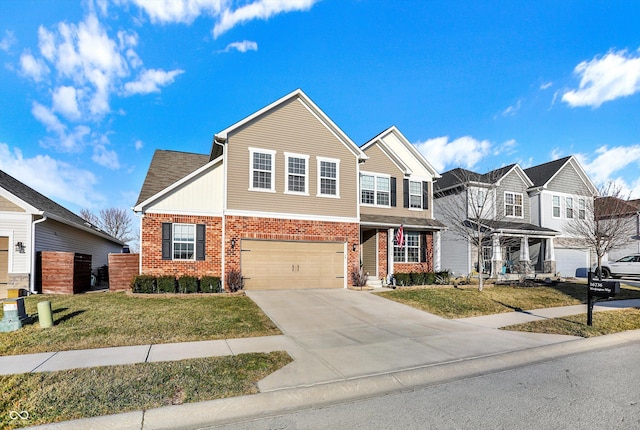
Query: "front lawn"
376 282 640 319
0 352 292 429
0 292 281 356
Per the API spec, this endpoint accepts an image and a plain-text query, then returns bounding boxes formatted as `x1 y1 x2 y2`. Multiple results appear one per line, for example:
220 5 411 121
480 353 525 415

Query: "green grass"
0 292 281 356
376 282 640 319
0 351 292 429
502 308 640 337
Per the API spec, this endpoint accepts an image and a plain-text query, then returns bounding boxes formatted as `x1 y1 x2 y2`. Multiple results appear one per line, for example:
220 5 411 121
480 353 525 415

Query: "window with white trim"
566 197 574 219
318 158 339 197
409 181 422 209
394 231 420 262
504 192 523 217
552 195 561 218
360 173 390 206
578 198 586 220
173 223 195 260
285 153 309 194
249 148 275 192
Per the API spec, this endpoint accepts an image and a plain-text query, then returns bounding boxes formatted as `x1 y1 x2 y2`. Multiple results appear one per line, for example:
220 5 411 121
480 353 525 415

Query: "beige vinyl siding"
147 163 223 214
546 164 591 196
0 196 25 212
361 144 433 219
226 98 358 218
35 219 122 269
0 213 31 273
496 170 530 221
361 229 377 276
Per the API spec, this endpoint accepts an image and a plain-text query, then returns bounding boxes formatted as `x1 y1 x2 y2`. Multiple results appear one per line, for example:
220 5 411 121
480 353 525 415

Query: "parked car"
593 254 640 278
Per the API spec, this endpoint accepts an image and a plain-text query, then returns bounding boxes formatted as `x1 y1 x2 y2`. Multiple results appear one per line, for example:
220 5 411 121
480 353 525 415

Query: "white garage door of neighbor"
555 248 590 277
241 240 345 290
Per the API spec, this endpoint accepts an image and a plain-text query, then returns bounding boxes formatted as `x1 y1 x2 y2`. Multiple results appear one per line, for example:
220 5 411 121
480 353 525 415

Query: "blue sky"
1 0 640 220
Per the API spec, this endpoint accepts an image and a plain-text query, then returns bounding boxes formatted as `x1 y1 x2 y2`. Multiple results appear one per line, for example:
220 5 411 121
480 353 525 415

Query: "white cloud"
414 136 492 173
214 0 318 38
32 102 91 152
129 0 226 24
19 51 50 82
134 140 144 150
500 100 521 117
0 142 104 209
52 86 81 120
562 49 640 108
493 139 517 156
540 82 552 90
578 144 640 184
92 144 120 169
0 30 16 52
124 68 184 95
222 40 258 53
32 102 66 135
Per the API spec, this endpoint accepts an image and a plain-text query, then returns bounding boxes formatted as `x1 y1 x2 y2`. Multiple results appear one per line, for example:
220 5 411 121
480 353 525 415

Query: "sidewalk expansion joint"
30 351 58 373
144 345 152 363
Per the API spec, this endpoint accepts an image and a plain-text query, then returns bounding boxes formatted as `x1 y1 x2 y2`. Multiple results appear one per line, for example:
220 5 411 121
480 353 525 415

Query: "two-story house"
135 89 367 290
434 164 558 278
525 156 599 276
359 127 445 285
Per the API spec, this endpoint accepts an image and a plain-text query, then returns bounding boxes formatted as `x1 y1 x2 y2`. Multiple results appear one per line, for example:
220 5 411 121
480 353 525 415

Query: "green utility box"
0 297 32 332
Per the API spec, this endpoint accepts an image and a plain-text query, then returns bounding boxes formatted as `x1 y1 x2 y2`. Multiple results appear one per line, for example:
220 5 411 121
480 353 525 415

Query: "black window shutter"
423 181 429 210
161 223 172 260
420 232 427 263
403 179 409 208
390 177 397 207
196 224 206 261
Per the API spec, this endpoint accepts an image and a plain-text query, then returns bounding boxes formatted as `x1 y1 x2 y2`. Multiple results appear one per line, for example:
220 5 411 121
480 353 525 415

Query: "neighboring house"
434 164 558 278
525 156 599 277
134 90 367 290
359 126 445 285
0 169 124 298
595 197 640 263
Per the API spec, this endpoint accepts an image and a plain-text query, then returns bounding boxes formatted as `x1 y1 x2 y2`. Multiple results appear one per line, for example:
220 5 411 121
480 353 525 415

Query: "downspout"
214 135 227 289
30 214 48 294
133 211 143 275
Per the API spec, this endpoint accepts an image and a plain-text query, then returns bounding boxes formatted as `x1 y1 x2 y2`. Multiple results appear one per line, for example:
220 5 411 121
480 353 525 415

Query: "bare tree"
81 207 135 246
564 182 636 279
434 168 508 291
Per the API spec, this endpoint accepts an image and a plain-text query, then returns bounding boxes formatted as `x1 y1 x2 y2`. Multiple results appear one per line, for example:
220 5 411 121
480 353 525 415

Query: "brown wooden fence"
108 253 139 292
39 252 92 294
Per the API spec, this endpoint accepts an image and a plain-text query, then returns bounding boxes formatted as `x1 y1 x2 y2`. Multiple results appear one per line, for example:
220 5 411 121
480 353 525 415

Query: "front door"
361 229 377 277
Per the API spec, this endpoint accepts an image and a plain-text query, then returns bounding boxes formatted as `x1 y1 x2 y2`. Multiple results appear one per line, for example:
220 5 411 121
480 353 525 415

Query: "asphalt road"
209 341 640 430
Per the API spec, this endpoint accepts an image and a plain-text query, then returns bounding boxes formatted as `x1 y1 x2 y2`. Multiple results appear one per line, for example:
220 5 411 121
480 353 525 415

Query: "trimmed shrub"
410 272 426 286
425 272 436 285
178 275 199 294
394 273 411 287
156 275 177 293
226 269 245 293
131 275 155 293
435 270 451 285
200 276 222 293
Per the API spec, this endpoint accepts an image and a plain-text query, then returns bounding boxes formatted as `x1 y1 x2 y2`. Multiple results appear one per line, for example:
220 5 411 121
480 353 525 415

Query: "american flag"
395 225 404 248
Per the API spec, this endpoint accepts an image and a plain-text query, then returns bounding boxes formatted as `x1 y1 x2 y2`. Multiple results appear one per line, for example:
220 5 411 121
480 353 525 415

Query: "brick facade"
225 215 360 285
141 213 222 277
392 231 434 273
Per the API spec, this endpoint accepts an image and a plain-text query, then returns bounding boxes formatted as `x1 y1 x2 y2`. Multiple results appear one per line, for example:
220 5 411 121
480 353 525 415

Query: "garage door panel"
555 248 589 278
241 240 345 290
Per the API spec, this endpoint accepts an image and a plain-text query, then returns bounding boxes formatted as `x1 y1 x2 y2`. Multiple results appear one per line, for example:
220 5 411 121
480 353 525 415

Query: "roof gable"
524 156 597 195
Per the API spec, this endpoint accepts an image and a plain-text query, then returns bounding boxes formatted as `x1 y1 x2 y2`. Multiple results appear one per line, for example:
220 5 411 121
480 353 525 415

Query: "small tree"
81 207 135 248
564 182 637 279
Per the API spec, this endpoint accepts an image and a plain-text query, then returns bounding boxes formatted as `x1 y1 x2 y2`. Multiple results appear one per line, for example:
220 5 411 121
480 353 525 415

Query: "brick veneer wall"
392 231 435 273
141 213 222 277
225 215 360 285
109 253 140 292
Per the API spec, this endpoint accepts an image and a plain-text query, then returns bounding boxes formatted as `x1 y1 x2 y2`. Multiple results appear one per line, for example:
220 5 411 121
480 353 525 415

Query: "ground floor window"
394 231 420 262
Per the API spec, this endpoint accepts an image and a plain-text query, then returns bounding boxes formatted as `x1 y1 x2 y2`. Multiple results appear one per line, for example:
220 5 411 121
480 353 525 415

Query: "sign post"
587 271 620 326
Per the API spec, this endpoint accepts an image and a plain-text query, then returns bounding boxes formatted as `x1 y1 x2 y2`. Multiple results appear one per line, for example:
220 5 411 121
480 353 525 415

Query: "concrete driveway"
247 288 577 391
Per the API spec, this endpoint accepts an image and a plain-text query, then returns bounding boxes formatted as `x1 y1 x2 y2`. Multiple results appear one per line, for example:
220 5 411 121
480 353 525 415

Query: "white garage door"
555 248 590 278
241 240 346 290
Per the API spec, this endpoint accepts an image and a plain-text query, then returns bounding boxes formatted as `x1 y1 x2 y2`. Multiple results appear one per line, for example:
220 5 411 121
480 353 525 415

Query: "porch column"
433 231 441 271
388 228 394 279
519 236 533 274
491 233 503 277
544 237 557 274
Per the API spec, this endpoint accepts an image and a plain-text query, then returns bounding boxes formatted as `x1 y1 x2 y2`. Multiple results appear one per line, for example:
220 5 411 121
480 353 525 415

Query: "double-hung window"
360 173 390 206
552 195 561 218
285 153 309 195
578 198 586 220
318 157 339 197
173 224 195 260
504 192 523 217
394 231 420 263
409 181 422 209
249 148 275 192
566 197 574 219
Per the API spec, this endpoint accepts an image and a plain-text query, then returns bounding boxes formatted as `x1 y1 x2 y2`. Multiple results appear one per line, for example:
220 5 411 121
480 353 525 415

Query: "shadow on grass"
492 300 525 313
54 310 86 326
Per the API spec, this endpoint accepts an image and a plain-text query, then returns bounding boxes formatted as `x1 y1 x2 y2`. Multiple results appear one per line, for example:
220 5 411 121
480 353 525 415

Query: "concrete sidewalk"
5 291 640 429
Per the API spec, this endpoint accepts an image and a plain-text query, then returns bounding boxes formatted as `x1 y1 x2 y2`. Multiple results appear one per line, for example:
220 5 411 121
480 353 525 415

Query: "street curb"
30 329 640 429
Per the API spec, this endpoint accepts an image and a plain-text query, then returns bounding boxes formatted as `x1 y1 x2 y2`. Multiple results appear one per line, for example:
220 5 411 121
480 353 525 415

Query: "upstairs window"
578 198 586 220
409 181 422 209
360 173 391 207
285 153 309 195
249 148 275 192
566 197 574 219
552 195 561 218
318 158 339 197
505 192 523 217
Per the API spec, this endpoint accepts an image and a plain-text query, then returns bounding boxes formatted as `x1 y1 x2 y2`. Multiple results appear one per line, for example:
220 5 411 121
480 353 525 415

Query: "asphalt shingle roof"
136 149 210 206
435 165 516 192
523 156 572 187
